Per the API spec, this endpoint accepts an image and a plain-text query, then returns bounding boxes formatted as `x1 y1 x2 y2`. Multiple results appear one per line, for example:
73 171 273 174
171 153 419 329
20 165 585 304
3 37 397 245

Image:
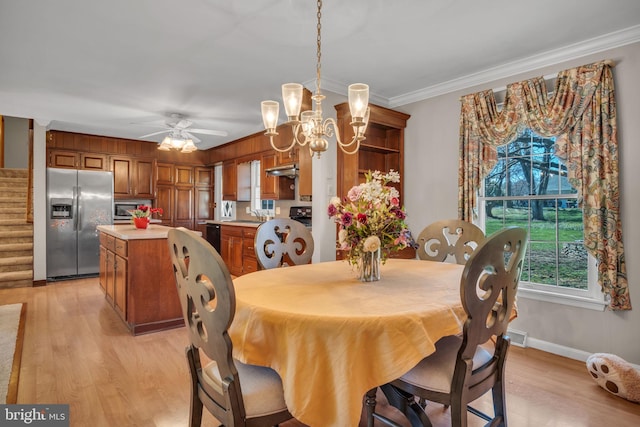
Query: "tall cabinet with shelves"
335 103 414 258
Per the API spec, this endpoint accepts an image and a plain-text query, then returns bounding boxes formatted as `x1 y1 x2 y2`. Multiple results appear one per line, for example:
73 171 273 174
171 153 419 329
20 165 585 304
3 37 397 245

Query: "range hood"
265 164 298 178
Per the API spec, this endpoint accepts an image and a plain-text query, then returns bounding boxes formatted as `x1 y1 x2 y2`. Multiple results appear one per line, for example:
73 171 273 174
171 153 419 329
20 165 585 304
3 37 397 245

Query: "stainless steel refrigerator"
46 168 114 279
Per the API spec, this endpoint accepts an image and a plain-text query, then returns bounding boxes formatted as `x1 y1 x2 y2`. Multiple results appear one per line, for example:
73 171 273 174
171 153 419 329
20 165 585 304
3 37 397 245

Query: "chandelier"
260 0 370 159
157 132 198 153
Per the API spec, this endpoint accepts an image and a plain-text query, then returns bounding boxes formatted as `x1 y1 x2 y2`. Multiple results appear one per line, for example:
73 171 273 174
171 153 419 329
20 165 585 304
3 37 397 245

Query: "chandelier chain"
316 0 322 94
260 0 368 159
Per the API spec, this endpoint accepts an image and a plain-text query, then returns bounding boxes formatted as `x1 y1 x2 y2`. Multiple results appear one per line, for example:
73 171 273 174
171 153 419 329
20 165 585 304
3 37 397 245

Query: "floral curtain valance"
458 60 630 310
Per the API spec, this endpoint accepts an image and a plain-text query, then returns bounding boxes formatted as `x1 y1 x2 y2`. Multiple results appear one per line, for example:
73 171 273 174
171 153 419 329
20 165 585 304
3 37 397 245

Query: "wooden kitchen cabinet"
175 165 194 186
111 156 155 199
220 225 259 276
156 162 174 185
222 160 237 201
335 102 415 259
80 153 108 171
221 226 244 276
242 227 259 274
261 152 295 200
114 253 128 319
155 185 173 226
98 229 183 335
47 149 79 169
174 185 194 229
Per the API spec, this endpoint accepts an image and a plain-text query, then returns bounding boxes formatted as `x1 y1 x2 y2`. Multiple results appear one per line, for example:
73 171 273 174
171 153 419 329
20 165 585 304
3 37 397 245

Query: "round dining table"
229 258 466 427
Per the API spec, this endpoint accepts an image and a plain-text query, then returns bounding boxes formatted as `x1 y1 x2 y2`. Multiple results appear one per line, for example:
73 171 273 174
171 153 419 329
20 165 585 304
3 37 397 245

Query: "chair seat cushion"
203 359 288 417
399 335 493 393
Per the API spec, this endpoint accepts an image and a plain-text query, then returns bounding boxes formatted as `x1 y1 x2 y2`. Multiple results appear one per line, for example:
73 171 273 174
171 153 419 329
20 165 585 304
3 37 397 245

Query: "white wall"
402 42 640 364
311 90 343 263
33 122 47 282
3 116 29 168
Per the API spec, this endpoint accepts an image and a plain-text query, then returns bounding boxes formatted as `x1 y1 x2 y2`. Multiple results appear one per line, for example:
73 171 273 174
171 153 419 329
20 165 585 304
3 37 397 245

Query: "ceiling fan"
138 113 228 144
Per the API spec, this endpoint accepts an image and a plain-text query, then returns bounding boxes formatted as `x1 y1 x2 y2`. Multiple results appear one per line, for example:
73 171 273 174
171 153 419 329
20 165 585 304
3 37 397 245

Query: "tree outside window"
480 129 588 290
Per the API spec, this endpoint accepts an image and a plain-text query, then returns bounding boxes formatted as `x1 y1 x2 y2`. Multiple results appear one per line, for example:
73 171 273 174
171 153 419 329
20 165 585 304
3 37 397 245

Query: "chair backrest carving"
416 219 485 264
255 218 314 269
167 227 245 426
459 227 527 360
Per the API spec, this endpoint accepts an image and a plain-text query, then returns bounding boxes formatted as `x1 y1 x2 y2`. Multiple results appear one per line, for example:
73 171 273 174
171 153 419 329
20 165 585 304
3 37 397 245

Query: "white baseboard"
525 337 640 371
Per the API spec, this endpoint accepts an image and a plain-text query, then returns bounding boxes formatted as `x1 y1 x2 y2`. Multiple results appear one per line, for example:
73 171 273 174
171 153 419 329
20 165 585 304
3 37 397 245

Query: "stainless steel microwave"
114 199 152 220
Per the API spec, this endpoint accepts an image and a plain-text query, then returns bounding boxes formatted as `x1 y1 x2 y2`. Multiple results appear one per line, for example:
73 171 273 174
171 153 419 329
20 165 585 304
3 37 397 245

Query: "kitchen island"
97 224 188 335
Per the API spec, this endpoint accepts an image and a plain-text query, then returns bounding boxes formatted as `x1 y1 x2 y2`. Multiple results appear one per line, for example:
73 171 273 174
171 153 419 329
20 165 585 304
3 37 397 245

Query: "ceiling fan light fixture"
181 139 197 153
158 136 173 151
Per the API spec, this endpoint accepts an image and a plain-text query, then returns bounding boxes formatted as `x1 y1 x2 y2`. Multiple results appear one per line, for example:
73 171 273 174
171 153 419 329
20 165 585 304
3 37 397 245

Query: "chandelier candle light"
261 0 370 159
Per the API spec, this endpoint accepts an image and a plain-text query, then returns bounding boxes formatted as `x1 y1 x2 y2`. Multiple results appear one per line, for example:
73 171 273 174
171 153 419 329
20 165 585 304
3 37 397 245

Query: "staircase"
0 169 33 288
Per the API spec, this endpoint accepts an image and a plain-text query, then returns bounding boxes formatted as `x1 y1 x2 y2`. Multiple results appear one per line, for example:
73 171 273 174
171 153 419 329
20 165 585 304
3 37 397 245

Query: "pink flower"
327 204 338 217
342 212 353 227
391 197 400 207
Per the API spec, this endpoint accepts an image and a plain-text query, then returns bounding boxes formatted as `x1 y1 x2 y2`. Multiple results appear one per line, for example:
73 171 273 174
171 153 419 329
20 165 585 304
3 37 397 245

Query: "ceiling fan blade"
184 132 201 143
188 128 228 137
174 119 192 129
139 129 171 139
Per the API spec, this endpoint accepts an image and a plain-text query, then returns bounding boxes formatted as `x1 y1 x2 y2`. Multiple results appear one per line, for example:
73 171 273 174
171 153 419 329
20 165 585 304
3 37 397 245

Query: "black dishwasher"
205 223 221 254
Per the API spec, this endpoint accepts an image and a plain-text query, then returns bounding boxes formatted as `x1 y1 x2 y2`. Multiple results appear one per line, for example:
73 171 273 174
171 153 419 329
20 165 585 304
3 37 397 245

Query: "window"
250 161 275 217
478 129 604 310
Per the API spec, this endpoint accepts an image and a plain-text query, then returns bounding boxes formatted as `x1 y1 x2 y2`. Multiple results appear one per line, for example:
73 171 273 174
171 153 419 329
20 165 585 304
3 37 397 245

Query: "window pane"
506 159 530 196
528 241 557 286
503 200 529 230
558 203 583 242
484 159 507 197
558 245 588 289
530 200 556 241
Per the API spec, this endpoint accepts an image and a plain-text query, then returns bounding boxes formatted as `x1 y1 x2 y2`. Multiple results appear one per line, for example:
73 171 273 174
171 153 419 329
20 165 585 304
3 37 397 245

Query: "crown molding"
389 24 640 107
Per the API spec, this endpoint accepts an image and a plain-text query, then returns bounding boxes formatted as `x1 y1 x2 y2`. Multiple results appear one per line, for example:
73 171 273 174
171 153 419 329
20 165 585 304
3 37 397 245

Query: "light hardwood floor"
1 278 639 427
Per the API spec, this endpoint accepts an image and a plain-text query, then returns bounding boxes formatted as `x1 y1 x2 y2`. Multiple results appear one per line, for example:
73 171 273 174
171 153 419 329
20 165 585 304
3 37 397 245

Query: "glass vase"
358 248 381 282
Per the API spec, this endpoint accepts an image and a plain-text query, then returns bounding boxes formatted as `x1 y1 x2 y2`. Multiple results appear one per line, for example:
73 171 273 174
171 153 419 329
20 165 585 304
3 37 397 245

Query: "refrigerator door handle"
77 186 82 231
72 186 79 231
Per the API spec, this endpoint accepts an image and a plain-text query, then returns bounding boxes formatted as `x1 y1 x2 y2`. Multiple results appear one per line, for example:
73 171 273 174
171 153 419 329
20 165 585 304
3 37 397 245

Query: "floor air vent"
507 329 528 347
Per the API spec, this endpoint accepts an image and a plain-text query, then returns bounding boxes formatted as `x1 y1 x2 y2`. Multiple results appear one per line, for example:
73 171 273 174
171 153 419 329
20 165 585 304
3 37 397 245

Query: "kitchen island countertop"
97 224 202 240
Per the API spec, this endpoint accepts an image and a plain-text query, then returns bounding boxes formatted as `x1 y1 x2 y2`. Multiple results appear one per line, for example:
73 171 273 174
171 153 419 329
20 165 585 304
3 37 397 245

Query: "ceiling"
1 0 640 150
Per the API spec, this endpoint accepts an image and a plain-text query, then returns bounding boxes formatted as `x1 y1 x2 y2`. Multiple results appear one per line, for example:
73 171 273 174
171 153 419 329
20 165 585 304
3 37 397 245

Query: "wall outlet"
275 207 281 214
245 206 251 214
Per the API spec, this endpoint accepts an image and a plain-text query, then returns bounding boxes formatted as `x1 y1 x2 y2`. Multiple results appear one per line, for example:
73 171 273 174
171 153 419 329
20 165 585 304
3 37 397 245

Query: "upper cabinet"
261 152 295 200
335 103 414 259
111 156 155 199
47 149 107 171
222 160 252 202
222 160 237 201
335 103 410 206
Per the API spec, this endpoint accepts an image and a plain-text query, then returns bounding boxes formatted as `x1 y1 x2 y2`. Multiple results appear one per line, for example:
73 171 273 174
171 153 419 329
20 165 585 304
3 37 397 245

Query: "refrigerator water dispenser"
50 198 73 219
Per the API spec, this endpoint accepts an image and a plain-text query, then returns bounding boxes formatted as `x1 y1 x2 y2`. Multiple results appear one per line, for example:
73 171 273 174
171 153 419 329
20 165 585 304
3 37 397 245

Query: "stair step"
0 256 33 273
0 229 32 238
0 270 33 282
0 242 33 252
0 168 28 178
0 255 33 266
0 218 31 226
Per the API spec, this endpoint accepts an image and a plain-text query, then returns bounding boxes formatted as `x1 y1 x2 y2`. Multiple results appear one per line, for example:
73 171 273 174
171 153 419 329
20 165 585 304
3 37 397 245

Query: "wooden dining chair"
254 218 314 269
368 227 528 427
167 228 293 427
416 219 485 264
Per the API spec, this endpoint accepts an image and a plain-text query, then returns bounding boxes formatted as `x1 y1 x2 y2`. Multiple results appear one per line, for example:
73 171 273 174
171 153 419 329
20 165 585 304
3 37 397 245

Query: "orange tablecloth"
229 259 466 427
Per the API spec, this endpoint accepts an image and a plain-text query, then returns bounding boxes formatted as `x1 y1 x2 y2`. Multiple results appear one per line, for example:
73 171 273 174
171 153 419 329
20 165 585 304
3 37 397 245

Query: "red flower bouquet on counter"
129 205 163 229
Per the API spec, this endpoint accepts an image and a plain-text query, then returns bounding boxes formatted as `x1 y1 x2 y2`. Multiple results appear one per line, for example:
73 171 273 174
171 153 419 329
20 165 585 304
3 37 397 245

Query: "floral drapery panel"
458 60 630 310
